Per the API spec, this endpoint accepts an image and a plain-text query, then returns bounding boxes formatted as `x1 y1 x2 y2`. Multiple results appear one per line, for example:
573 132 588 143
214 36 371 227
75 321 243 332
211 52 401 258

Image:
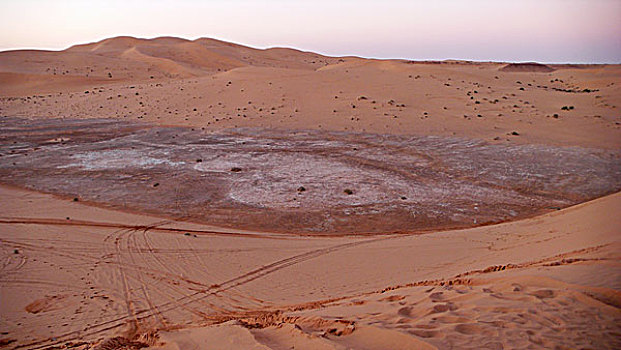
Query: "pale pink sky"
0 0 619 63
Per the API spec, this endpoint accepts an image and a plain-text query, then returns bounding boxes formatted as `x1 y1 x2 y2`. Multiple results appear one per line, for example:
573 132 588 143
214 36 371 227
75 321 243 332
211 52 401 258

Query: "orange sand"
0 37 619 349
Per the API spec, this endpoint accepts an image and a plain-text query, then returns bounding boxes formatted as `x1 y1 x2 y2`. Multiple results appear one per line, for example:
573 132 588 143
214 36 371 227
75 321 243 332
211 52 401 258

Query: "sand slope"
0 184 619 349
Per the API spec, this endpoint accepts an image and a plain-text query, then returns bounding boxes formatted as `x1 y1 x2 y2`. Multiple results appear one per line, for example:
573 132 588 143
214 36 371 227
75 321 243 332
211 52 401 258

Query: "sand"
1 37 620 150
0 36 620 349
1 184 619 349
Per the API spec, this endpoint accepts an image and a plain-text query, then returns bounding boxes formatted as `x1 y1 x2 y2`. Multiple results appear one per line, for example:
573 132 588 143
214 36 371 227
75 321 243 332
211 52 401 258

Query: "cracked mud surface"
0 116 619 233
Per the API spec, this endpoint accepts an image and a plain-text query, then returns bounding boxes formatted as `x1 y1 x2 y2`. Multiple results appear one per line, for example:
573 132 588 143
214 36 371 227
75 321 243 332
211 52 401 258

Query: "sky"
0 0 619 63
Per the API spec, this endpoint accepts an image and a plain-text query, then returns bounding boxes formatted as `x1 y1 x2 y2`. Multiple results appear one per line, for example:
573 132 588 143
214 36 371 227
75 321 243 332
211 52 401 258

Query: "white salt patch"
59 149 184 170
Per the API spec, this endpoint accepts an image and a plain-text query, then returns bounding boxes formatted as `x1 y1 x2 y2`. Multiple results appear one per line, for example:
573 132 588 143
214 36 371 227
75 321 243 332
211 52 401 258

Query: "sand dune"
1 36 619 148
0 36 340 91
0 36 620 349
499 63 556 73
0 184 619 349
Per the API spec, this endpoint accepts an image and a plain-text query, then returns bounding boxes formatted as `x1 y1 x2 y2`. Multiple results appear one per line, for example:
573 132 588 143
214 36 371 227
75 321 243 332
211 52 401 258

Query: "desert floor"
0 37 620 349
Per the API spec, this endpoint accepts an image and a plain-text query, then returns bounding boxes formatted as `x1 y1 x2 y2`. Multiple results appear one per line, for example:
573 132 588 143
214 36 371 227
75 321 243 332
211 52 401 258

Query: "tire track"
127 223 236 325
16 234 397 349
125 227 168 328
121 226 227 323
0 238 101 262
0 217 283 239
111 227 138 327
21 237 603 349
0 216 433 237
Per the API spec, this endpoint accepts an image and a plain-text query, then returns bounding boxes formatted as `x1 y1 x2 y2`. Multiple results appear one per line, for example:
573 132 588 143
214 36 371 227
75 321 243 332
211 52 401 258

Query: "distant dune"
0 36 342 84
500 62 556 72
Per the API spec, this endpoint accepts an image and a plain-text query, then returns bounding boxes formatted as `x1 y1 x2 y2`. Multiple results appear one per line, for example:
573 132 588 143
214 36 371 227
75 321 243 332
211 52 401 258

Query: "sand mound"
500 62 555 72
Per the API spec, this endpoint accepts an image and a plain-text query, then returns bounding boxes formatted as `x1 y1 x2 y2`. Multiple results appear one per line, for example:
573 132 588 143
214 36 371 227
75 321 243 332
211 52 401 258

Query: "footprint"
433 315 472 324
409 329 443 338
455 323 484 335
429 292 444 301
380 295 405 302
398 306 413 317
431 303 450 313
529 289 556 299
